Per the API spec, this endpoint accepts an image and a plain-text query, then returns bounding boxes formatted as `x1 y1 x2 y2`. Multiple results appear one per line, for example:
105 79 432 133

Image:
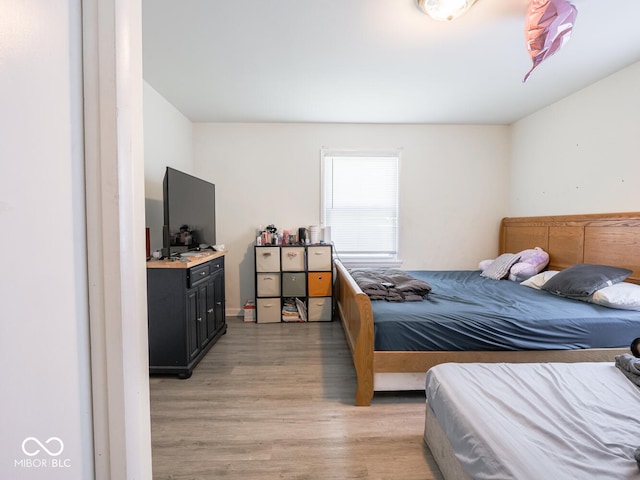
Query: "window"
321 149 400 265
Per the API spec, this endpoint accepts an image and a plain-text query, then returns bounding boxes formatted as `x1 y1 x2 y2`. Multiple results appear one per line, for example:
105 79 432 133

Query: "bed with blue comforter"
372 270 640 351
334 212 640 405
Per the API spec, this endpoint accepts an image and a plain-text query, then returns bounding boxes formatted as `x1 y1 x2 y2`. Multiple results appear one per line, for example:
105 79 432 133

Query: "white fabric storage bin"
281 246 305 271
307 297 332 322
307 245 332 271
257 298 281 323
255 246 281 272
256 273 281 297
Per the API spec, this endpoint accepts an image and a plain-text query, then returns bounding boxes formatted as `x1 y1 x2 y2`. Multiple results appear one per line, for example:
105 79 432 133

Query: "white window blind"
321 151 399 260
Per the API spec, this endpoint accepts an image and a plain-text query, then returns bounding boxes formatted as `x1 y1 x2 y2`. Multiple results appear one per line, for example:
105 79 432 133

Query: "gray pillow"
480 253 521 280
541 263 632 298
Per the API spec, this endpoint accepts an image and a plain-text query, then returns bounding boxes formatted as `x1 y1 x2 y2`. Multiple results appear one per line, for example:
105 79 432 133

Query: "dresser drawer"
255 247 281 272
307 245 332 271
188 263 210 287
208 256 224 273
257 273 281 297
307 297 332 322
282 272 306 297
281 246 305 271
308 271 332 297
256 298 281 323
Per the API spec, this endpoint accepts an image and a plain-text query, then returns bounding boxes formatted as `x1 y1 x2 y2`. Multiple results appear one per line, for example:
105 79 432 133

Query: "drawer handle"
287 252 298 258
207 308 214 313
314 252 324 255
197 317 202 322
200 271 206 276
262 252 272 256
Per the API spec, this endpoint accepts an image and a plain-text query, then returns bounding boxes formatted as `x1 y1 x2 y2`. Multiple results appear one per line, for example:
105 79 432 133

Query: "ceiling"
142 0 640 125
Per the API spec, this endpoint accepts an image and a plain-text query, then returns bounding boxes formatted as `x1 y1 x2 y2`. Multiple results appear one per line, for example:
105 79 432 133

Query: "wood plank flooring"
149 318 444 480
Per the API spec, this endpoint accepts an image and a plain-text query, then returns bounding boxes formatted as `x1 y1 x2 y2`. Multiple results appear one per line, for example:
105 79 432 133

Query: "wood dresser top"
146 250 226 269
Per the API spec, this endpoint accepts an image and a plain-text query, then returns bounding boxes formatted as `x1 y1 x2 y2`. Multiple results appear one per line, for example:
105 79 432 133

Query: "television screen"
163 167 216 257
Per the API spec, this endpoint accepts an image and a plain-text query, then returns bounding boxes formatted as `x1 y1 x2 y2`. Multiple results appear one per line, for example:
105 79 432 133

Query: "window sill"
338 258 403 269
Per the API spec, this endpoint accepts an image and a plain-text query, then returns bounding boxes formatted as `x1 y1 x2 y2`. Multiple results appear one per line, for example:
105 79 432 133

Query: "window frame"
320 148 401 268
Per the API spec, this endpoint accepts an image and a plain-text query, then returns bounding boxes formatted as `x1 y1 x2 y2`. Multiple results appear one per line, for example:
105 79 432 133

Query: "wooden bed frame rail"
334 260 374 406
335 212 640 406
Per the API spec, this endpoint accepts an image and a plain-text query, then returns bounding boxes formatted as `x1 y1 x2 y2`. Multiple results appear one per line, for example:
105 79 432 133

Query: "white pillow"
591 282 640 311
520 270 559 290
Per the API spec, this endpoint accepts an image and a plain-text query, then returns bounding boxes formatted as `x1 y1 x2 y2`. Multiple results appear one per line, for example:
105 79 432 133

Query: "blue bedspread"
372 270 640 351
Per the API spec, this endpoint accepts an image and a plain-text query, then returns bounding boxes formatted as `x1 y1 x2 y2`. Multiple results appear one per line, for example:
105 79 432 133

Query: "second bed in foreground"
424 361 640 479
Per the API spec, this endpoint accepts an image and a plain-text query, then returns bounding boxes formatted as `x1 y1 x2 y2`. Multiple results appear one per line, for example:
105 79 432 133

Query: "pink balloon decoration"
523 0 578 82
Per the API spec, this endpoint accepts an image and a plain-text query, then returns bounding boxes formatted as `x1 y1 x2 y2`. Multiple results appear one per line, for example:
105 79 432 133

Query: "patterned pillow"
480 253 521 280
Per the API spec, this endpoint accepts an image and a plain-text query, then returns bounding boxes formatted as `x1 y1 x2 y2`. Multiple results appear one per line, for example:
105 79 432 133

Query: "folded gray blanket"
615 353 640 387
349 268 432 302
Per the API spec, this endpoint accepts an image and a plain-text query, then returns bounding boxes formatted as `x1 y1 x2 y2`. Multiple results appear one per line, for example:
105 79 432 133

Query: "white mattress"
425 362 640 480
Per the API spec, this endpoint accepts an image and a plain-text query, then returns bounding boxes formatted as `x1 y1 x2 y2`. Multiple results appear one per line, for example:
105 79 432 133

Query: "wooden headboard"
499 212 640 285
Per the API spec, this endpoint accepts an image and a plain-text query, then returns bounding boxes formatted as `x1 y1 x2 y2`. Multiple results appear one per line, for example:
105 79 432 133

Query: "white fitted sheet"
425 362 640 480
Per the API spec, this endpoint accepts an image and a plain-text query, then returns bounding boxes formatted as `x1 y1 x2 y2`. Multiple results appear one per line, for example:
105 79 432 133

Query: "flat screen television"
162 167 216 257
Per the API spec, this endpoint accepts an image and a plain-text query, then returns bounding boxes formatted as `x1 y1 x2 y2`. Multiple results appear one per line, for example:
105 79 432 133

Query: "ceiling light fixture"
417 0 478 21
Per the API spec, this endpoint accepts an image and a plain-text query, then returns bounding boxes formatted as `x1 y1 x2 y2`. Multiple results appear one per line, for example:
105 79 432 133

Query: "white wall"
193 123 510 313
0 1 93 477
143 81 195 252
145 62 640 314
510 61 640 216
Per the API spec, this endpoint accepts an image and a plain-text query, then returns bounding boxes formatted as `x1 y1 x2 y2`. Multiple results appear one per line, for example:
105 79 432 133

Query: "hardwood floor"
150 318 444 480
